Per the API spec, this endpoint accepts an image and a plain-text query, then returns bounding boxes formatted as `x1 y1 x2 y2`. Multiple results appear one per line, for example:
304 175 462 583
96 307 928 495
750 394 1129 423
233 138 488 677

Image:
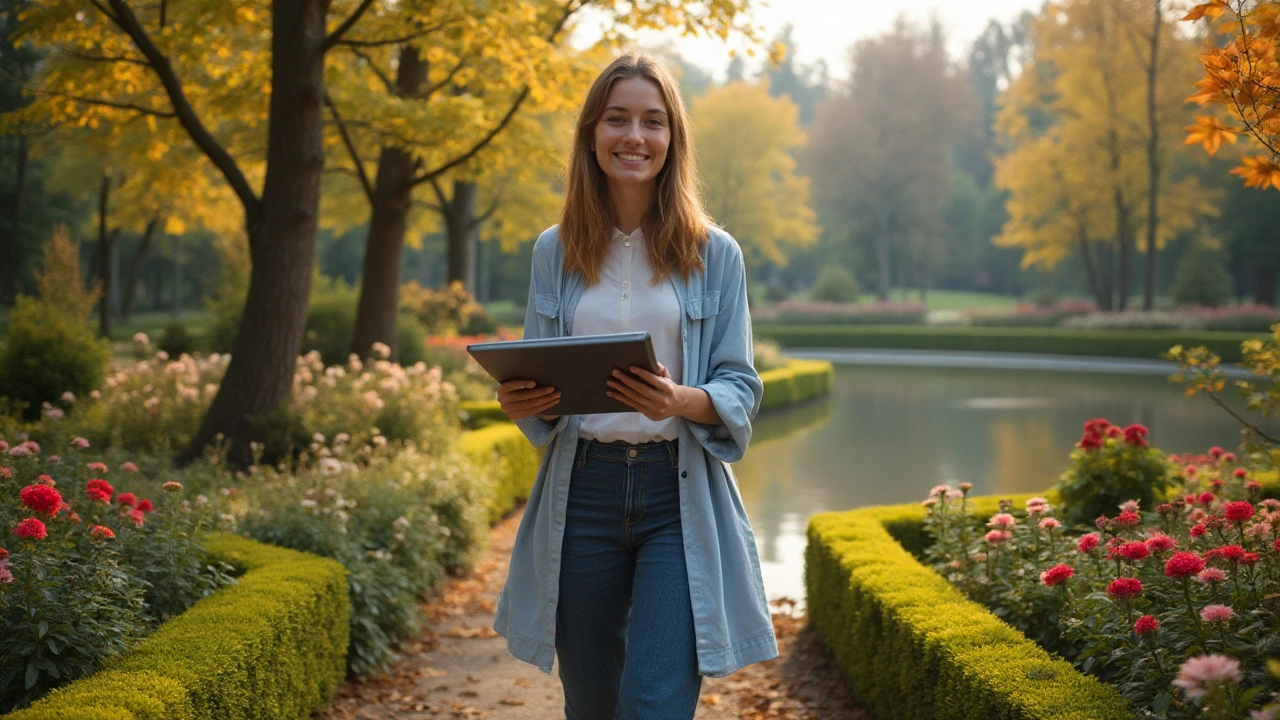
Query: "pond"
733 356 1274 605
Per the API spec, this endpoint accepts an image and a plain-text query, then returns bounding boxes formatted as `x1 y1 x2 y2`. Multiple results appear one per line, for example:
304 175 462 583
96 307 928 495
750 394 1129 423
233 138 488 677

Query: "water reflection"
734 363 1271 603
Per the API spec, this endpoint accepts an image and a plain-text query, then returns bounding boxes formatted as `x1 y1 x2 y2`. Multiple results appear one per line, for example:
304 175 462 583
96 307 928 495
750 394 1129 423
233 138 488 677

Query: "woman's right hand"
496 380 561 422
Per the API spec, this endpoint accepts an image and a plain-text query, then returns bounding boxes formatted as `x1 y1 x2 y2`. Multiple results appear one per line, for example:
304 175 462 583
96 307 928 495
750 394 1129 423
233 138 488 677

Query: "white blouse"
573 227 684 443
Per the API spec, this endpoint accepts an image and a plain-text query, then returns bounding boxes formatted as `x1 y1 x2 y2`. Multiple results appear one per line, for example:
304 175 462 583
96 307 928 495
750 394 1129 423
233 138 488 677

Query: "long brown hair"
560 52 710 285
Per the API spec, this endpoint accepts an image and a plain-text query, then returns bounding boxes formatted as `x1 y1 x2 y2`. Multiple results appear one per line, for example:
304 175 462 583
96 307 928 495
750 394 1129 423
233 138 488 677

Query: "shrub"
458 423 542 524
757 359 833 411
1171 241 1234 308
4 534 348 720
807 499 1131 720
924 453 1280 718
401 280 497 336
0 229 110 422
0 440 233 712
752 338 787 372
236 443 488 676
753 300 927 325
1053 418 1172 527
763 282 790 304
158 323 196 358
810 266 859 303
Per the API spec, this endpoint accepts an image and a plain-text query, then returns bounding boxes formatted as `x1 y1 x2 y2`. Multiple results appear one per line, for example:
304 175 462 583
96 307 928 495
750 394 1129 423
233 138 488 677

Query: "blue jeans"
556 438 702 720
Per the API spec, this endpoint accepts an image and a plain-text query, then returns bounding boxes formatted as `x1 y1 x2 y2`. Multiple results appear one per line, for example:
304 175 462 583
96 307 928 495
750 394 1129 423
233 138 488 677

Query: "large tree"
993 0 1217 310
691 80 818 267
806 20 973 300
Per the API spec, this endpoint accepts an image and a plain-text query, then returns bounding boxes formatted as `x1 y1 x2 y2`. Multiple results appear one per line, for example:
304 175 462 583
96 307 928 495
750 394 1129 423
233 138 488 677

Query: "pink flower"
1145 534 1177 553
1038 517 1061 530
1116 510 1141 527
1040 564 1074 587
1118 541 1150 562
128 509 144 528
1076 533 1100 553
1198 492 1215 505
1198 567 1227 584
985 530 1011 545
1025 497 1051 512
1186 465 1200 479
0 562 11 584
1201 604 1235 623
121 462 139 473
1223 501 1255 523
162 481 183 493
1134 615 1160 636
929 484 951 497
1174 654 1241 701
1190 523 1207 538
1165 552 1206 578
988 513 1016 530
87 461 109 474
70 437 89 449
1234 468 1248 479
1209 446 1225 460
13 518 47 541
1107 577 1143 599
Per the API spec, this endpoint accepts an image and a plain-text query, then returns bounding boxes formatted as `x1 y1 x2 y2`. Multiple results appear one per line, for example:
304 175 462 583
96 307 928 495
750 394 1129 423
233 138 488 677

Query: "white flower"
133 332 150 344
370 342 391 360
319 458 342 475
60 391 76 404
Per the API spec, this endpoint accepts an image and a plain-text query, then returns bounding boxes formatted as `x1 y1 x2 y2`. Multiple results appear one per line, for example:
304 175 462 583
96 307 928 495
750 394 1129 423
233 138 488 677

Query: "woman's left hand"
606 362 685 421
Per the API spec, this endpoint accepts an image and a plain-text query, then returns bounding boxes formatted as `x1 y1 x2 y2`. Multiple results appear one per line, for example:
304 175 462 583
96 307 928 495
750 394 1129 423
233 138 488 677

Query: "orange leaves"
1185 115 1239 154
1231 155 1280 189
1182 1 1230 22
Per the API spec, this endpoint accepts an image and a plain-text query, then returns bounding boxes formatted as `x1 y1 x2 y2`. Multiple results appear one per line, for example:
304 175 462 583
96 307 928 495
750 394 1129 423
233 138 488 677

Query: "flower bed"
806 495 1132 720
753 324 1262 362
752 300 928 325
2 533 349 720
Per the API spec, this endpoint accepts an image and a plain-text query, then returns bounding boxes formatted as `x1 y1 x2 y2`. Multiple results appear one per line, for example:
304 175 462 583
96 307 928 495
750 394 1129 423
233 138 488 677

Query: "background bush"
1171 241 1234 308
809 266 859 303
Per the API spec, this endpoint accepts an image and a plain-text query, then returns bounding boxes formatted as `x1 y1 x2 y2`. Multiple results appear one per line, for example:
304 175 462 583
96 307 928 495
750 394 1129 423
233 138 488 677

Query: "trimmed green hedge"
755 324 1261 362
460 400 508 430
806 494 1132 720
459 423 543 524
4 535 349 720
758 358 833 410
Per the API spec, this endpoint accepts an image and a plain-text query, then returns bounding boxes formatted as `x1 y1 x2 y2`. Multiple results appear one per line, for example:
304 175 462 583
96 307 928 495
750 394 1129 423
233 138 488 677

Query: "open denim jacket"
492 225 778 677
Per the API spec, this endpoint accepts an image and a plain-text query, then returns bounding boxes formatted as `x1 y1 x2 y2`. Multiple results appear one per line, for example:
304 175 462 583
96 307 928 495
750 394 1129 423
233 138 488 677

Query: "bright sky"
581 0 1049 82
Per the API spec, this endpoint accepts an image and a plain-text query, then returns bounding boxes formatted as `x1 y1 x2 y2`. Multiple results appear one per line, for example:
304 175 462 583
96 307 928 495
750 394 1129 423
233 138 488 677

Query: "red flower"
1134 615 1160 636
1105 426 1123 438
1197 492 1215 505
1116 510 1141 527
1234 468 1248 479
85 479 114 503
1118 541 1151 561
116 492 137 508
1206 545 1246 564
90 525 115 540
1186 465 1200 479
1078 433 1103 451
1274 538 1280 554
1107 577 1143 599
1145 534 1177 553
1165 552 1206 577
1122 424 1149 447
1077 533 1100 553
19 485 62 517
13 518 47 541
1241 552 1261 565
1040 564 1075 587
0 548 8 560
137 499 154 513
128 509 144 528
1211 479 1224 489
1209 446 1225 460
1247 481 1262 494
1223 501 1254 523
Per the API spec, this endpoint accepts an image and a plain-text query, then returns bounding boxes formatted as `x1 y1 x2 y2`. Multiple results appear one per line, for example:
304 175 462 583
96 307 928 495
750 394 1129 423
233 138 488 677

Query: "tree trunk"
1116 210 1132 312
171 233 181 317
97 173 114 338
350 44 428 361
1076 222 1109 311
1257 264 1277 307
120 217 159 321
1142 0 1162 310
2 134 27 304
446 179 479 293
873 207 892 301
180 0 328 466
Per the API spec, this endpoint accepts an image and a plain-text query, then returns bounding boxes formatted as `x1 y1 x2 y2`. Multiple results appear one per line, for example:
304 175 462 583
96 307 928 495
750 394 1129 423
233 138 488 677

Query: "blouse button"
622 293 628 299
623 240 631 247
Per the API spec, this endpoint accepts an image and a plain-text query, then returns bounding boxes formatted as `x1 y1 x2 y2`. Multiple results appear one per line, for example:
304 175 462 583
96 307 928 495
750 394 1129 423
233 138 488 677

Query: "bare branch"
429 177 449 210
408 86 531 187
325 93 376 205
335 20 456 48
100 0 260 217
323 0 378 52
1205 388 1280 445
344 46 396 94
420 55 468 101
56 47 149 66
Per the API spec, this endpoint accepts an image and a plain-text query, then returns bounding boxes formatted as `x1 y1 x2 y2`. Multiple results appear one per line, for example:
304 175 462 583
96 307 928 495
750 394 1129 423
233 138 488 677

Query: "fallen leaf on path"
446 626 498 639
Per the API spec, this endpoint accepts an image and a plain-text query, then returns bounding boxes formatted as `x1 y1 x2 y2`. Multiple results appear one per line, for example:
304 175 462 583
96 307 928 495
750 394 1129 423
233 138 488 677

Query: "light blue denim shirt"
493 224 778 677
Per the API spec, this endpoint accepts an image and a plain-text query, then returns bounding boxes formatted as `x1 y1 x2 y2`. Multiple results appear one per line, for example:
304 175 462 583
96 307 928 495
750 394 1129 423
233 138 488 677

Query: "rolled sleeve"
687 237 762 464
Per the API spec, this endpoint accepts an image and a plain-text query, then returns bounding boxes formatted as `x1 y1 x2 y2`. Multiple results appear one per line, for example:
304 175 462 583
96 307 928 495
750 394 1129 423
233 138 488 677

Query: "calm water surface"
734 362 1269 604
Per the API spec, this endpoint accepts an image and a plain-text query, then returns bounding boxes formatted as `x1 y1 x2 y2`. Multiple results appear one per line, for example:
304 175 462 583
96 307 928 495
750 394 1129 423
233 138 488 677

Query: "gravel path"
323 509 875 720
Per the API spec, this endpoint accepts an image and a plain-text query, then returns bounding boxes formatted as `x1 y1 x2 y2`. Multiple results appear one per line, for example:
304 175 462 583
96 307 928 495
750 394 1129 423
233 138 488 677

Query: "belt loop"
577 438 592 466
665 439 678 468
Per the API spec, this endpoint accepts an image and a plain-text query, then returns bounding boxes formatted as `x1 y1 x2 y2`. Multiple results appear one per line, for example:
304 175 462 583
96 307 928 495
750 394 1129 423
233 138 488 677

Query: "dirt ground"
323 510 875 720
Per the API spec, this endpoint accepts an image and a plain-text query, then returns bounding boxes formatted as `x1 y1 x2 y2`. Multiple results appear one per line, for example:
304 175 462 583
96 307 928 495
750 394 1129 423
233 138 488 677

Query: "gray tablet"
466 331 659 415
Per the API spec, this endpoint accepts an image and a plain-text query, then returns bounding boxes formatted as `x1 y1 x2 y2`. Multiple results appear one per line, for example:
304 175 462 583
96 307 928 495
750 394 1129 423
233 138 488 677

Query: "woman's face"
593 76 671 194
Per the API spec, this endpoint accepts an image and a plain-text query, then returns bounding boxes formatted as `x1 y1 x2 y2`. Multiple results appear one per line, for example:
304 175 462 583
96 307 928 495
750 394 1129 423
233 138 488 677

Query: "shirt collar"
612 227 644 243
